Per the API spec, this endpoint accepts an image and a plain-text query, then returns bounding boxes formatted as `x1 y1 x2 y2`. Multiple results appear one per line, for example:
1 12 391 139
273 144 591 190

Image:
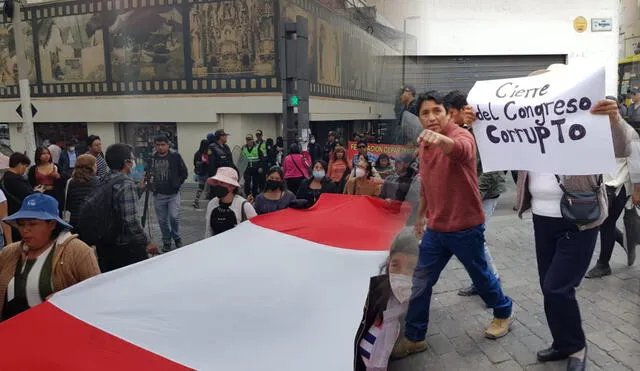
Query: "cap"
214 129 229 137
3 193 72 230
246 134 254 140
630 88 640 95
396 152 414 163
328 131 337 137
206 133 216 142
255 130 263 136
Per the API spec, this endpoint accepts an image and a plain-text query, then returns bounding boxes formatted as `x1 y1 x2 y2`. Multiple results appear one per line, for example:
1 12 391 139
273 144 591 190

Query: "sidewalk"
144 184 640 370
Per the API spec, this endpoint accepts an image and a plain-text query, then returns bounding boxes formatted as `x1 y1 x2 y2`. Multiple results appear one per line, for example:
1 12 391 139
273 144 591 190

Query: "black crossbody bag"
555 175 602 225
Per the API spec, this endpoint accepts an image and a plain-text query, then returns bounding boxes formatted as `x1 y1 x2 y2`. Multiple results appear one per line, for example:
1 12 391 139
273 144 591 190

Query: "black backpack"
76 174 129 247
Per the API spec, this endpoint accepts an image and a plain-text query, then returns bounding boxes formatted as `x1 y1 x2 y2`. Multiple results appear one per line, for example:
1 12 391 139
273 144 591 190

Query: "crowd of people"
0 63 635 371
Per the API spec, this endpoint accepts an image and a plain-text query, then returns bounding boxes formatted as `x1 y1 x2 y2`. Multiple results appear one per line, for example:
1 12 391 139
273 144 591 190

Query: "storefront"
34 123 88 148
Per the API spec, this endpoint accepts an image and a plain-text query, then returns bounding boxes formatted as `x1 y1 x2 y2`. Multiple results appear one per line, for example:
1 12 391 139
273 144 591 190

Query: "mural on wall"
108 6 185 81
190 0 275 77
38 14 105 83
281 3 315 69
0 21 36 86
317 18 341 87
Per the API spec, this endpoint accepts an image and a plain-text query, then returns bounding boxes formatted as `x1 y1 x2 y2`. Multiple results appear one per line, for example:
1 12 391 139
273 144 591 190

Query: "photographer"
146 136 188 253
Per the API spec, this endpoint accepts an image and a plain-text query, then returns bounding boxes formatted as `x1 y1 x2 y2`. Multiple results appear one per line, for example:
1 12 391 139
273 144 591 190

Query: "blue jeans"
154 193 181 244
405 224 513 341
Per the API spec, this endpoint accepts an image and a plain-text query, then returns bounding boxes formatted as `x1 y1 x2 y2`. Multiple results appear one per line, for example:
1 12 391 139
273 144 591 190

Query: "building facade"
0 0 399 181
370 0 620 95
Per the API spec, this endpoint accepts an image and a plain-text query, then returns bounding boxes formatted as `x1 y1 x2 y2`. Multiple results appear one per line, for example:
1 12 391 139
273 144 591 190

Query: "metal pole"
12 0 36 157
402 18 407 85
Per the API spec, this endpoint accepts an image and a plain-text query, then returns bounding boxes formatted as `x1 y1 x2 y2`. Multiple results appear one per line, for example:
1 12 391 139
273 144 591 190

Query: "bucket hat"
3 193 72 229
207 167 240 188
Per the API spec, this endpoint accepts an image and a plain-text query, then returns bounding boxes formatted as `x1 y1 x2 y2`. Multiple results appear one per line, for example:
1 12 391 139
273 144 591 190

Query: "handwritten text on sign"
467 65 615 175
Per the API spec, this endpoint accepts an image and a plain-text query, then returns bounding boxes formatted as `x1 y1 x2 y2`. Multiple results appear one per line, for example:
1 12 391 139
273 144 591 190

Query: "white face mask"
310 139 316 144
389 273 413 303
354 168 365 178
68 146 75 152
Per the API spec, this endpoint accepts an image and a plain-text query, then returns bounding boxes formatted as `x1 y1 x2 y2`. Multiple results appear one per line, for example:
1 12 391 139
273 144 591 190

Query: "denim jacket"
516 115 632 230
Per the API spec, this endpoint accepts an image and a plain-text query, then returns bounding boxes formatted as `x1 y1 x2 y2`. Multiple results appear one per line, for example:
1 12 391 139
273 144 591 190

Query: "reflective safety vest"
242 145 260 161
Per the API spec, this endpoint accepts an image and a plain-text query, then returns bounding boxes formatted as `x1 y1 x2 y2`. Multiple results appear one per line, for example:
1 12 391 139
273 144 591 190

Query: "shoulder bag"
555 175 602 225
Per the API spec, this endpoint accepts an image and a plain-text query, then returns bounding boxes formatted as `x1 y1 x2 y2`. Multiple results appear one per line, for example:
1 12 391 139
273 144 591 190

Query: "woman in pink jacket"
282 143 311 194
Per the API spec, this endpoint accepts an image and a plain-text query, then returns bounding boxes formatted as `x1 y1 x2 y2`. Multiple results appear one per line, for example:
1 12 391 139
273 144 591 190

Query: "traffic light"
290 95 299 107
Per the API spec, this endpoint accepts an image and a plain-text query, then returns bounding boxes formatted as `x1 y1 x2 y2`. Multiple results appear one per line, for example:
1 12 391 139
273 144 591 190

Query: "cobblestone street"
144 181 640 370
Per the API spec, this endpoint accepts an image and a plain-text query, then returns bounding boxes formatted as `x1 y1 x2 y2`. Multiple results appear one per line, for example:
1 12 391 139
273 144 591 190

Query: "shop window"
34 123 88 149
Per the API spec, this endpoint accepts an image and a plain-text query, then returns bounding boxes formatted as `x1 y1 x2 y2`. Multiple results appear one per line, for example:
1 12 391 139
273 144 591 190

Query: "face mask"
310 139 316 144
265 179 283 191
354 168 365 178
389 273 413 304
312 170 325 179
68 146 75 152
212 185 229 199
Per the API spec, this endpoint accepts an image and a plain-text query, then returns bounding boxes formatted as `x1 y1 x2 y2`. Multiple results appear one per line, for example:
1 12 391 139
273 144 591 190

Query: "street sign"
16 103 37 119
591 18 613 32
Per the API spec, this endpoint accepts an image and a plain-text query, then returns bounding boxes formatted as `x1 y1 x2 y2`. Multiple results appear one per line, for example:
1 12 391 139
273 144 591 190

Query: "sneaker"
484 316 512 339
458 284 479 296
174 238 183 249
585 263 611 279
390 337 428 360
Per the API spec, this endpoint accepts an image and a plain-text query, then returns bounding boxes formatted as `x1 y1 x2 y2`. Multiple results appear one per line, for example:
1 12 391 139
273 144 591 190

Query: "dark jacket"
193 150 208 176
322 140 340 162
65 176 99 230
309 142 324 164
151 151 188 195
207 141 236 176
354 275 391 371
1 171 33 216
59 150 77 177
294 177 338 208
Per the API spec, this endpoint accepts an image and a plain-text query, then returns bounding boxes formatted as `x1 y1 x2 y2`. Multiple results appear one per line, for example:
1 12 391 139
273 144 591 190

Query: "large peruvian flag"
0 194 411 370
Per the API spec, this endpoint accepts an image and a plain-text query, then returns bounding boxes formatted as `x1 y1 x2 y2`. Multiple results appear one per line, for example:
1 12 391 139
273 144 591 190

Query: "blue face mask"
312 170 325 179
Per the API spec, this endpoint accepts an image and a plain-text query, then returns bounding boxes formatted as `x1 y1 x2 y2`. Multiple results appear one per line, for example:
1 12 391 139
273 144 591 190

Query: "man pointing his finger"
392 91 513 359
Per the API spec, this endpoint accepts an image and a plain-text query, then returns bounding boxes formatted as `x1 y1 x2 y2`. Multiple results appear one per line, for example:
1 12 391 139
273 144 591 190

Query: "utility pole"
7 0 36 157
281 16 309 152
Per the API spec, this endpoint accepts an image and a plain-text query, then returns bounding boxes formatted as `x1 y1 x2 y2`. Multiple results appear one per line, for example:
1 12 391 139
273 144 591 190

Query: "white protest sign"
467 65 615 175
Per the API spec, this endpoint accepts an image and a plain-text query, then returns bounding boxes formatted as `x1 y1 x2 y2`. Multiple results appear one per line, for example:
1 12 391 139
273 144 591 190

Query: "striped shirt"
93 152 110 181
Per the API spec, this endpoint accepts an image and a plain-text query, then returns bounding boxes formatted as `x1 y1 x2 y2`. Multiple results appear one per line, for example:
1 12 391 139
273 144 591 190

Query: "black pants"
533 214 598 355
599 186 628 265
244 166 260 197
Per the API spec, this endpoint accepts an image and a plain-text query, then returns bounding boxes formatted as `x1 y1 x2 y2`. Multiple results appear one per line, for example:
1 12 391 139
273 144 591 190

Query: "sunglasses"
357 145 367 149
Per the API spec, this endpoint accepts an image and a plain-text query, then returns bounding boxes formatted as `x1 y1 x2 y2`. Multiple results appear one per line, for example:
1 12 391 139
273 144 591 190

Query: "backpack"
76 174 129 247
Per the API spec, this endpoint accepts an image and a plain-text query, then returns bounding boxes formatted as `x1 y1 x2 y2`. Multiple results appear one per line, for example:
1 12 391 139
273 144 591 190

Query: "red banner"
347 141 415 163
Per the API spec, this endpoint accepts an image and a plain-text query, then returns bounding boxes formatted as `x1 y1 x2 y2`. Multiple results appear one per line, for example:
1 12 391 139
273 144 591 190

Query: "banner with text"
347 141 415 163
467 65 615 175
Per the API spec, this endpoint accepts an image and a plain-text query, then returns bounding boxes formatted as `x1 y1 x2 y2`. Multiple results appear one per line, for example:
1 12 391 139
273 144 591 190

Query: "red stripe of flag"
251 194 412 251
0 302 192 370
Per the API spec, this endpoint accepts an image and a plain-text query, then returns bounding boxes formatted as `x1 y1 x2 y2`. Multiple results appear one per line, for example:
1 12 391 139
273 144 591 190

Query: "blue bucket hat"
3 193 72 229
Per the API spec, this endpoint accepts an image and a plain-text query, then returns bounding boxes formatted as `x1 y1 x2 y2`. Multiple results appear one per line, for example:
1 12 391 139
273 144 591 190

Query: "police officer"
207 129 236 198
242 134 262 197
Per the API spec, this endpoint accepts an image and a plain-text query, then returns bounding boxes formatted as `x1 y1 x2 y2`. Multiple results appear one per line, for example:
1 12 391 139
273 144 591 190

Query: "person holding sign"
391 91 513 360
512 66 631 371
585 120 640 278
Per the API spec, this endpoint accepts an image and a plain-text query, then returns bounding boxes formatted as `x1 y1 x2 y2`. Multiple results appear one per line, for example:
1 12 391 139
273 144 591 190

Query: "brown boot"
390 336 428 360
